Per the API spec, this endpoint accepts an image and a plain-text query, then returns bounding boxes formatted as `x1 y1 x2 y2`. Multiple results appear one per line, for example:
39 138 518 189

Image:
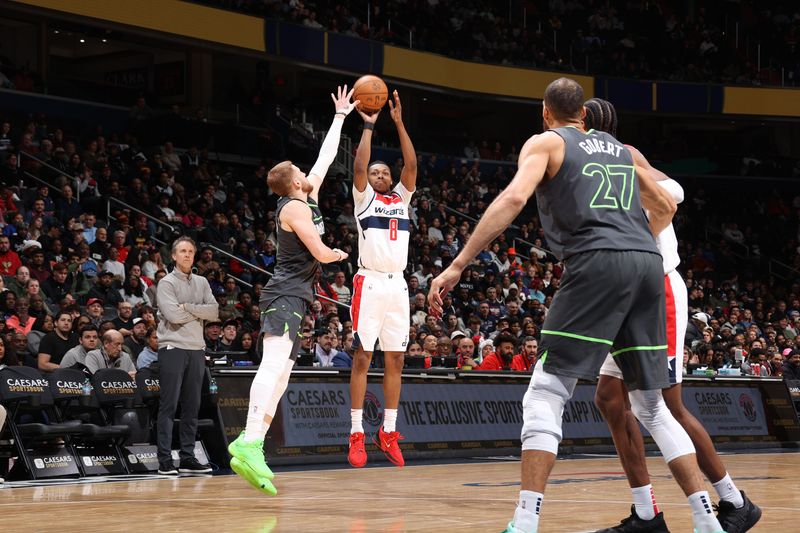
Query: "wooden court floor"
1 451 793 532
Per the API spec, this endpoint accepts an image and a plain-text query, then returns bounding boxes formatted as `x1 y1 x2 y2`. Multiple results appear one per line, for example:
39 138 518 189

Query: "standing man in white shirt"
348 90 416 469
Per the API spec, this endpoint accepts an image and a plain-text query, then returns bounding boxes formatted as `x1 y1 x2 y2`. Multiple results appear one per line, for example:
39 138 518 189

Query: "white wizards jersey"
353 181 414 273
654 178 683 274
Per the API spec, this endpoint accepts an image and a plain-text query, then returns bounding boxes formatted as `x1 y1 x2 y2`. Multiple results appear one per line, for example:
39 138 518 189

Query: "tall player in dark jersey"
586 97 761 533
429 78 724 533
228 86 354 495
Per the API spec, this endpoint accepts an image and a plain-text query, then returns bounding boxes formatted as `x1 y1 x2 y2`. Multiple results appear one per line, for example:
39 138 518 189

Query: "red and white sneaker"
348 432 367 468
374 426 405 467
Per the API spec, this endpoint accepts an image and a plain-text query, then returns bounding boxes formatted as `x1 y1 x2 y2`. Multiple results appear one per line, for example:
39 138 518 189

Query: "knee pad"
253 333 293 387
629 389 695 463
521 364 577 455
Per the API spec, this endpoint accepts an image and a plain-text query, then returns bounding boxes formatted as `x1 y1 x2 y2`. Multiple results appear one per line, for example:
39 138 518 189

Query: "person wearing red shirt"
0 235 21 277
477 334 515 370
511 336 539 372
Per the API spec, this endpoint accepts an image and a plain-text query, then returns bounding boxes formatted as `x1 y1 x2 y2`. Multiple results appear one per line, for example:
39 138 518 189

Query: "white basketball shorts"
351 269 410 352
599 269 688 385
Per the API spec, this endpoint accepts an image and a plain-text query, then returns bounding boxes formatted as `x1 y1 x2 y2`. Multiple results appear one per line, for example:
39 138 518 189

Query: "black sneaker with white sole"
179 457 212 474
158 461 178 475
716 490 762 533
593 506 670 533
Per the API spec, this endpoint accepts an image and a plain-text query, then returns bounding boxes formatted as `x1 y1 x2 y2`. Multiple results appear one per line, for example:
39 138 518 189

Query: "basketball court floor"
2 451 793 532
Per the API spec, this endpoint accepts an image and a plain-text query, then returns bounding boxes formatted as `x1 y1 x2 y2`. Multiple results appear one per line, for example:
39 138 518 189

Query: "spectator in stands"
11 330 32 367
6 296 35 335
111 301 135 335
0 235 21 277
477 334 514 371
219 319 238 351
0 330 18 371
37 311 77 372
137 327 159 370
194 247 219 275
782 350 800 381
7 265 29 298
314 329 345 367
119 273 150 308
204 320 222 352
331 271 351 304
103 244 126 281
60 324 99 370
89 227 109 264
234 330 258 363
124 318 147 364
511 336 538 372
85 329 136 378
41 262 85 304
56 185 81 221
456 336 476 369
85 270 123 307
84 297 104 327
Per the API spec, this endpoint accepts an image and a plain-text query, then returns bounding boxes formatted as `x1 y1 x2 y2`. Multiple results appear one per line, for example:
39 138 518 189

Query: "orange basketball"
352 74 389 114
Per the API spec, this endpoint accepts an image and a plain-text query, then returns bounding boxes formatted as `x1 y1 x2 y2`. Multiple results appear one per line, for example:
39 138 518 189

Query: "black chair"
0 367 83 480
47 368 130 475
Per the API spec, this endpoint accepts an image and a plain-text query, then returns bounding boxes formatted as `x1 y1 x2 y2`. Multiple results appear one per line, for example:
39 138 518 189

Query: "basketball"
352 74 388 114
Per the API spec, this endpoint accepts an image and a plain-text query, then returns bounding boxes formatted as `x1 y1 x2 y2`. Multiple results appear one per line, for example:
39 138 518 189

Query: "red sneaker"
374 427 405 467
348 432 367 468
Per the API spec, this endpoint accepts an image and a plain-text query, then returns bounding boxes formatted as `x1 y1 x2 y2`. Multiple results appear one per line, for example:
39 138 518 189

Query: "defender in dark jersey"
228 86 354 496
429 78 724 533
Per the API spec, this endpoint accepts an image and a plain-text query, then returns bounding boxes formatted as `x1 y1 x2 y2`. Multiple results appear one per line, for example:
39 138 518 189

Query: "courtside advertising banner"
279 382 772 446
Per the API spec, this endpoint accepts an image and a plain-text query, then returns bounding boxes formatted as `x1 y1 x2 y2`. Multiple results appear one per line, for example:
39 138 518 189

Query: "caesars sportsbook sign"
277 382 771 448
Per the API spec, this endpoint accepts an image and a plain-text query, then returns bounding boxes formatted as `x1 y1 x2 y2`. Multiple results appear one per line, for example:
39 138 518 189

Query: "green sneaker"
501 522 527 533
228 432 274 480
230 457 277 496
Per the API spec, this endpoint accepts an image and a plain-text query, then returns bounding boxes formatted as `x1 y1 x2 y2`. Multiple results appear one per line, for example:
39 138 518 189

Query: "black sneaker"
593 506 670 533
179 457 212 474
716 490 761 533
157 461 178 475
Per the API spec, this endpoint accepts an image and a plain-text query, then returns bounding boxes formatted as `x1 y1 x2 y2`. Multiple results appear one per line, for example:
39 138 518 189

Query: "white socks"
383 409 398 432
243 333 293 443
712 472 744 508
631 484 658 521
688 491 723 533
350 409 364 434
512 490 543 533
350 408 400 434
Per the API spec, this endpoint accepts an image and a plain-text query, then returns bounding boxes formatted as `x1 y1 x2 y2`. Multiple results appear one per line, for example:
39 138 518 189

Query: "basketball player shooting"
227 86 353 495
347 90 416 468
586 97 761 533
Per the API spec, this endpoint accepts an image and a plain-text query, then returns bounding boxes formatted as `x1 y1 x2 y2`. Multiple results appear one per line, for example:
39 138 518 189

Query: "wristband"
363 123 374 131
335 111 347 117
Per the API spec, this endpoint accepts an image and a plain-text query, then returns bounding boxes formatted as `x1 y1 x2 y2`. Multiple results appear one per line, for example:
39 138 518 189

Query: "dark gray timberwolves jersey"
535 126 659 261
260 197 324 304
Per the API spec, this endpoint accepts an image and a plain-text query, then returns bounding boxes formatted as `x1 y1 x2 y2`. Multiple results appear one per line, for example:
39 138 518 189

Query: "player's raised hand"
388 90 403 123
331 85 358 116
427 265 462 315
357 107 380 125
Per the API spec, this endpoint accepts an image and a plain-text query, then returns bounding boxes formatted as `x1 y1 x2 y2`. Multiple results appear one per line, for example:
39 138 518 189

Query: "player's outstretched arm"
636 164 677 236
389 90 417 191
353 108 380 193
281 201 348 264
428 134 552 313
308 85 358 202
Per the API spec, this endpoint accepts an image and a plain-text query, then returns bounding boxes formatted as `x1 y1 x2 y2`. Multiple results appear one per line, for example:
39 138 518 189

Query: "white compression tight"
628 388 695 463
243 333 295 442
520 364 578 455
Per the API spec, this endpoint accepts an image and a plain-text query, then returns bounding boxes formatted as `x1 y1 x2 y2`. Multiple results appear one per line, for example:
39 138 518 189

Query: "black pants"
156 347 206 463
